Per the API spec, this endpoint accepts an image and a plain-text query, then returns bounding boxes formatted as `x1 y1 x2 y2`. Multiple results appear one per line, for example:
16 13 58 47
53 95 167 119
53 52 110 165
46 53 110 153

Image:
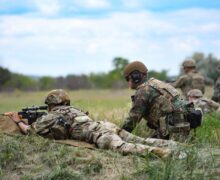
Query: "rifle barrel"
22 105 48 111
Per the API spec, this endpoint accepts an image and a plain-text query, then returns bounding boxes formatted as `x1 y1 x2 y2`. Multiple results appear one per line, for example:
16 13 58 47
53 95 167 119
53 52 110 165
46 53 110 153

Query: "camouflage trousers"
70 120 175 158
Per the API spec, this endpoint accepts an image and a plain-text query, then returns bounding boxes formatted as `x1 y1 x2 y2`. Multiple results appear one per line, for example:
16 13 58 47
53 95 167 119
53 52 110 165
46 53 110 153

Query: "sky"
0 0 220 77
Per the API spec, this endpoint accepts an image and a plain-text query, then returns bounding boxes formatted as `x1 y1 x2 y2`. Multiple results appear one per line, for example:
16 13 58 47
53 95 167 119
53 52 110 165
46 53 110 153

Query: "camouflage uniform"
31 105 172 158
212 77 220 103
171 69 205 97
187 89 220 114
193 98 220 114
122 78 193 142
171 59 205 98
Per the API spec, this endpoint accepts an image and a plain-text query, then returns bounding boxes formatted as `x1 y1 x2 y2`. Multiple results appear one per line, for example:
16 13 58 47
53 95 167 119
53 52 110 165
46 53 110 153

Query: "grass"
0 88 220 179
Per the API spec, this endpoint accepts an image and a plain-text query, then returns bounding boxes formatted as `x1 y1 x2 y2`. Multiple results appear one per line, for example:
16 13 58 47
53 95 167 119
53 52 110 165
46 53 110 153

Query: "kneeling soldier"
122 61 202 142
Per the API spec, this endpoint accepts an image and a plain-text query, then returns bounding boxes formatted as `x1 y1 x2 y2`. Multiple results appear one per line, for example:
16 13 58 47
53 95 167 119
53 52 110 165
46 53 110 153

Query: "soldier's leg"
118 128 179 149
117 129 146 143
95 132 171 159
144 138 178 148
93 121 147 144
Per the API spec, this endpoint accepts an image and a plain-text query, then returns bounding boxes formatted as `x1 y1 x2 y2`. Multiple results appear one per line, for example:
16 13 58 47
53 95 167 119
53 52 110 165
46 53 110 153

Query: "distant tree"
54 76 66 89
112 57 129 72
148 70 168 81
3 73 37 91
89 72 109 89
196 53 220 82
39 76 55 90
66 75 91 90
108 57 129 88
0 66 11 90
88 57 129 89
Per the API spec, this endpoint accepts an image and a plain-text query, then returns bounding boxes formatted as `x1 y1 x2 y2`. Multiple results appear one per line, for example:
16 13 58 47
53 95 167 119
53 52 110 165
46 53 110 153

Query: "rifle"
18 105 48 125
1 105 48 125
165 79 176 83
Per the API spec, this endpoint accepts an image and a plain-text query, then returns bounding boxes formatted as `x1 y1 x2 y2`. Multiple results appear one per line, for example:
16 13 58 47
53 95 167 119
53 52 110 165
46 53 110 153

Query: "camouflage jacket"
171 70 205 97
122 78 189 134
212 77 220 102
193 98 220 114
32 105 93 139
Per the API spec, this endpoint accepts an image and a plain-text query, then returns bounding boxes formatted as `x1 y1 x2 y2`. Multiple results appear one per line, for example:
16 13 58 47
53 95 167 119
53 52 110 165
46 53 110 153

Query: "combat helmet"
123 61 148 78
182 59 196 68
187 89 203 98
45 89 70 105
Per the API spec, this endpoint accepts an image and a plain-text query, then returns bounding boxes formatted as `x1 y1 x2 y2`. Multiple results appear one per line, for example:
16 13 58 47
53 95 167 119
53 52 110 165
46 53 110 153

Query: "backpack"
148 78 202 129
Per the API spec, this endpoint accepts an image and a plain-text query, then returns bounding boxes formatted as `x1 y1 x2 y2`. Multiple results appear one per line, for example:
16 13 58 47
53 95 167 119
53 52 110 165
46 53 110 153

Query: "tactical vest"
35 106 92 140
148 78 189 115
147 78 190 135
148 78 180 100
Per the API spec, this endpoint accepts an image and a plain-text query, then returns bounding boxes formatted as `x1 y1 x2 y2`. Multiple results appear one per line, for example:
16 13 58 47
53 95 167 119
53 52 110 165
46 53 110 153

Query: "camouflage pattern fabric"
33 105 173 158
171 70 205 98
0 114 97 149
122 78 191 141
212 77 220 102
193 98 220 114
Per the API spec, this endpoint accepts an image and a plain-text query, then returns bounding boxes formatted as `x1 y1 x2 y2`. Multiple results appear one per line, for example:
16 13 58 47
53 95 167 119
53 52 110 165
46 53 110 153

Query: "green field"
1 89 220 179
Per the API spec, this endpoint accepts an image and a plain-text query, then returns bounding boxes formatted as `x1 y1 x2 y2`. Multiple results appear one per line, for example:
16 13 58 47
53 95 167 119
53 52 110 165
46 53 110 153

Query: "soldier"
171 59 205 98
5 89 184 159
212 77 220 103
121 61 202 142
187 89 220 114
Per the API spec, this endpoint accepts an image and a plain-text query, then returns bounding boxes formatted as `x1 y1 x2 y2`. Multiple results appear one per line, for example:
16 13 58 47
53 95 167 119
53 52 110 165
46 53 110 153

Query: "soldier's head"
123 61 148 89
187 89 203 102
45 89 70 110
182 58 196 73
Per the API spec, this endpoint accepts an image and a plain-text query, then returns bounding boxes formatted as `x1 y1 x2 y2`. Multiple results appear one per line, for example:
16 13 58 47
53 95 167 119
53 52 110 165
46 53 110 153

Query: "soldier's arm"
121 95 146 132
170 75 186 88
34 113 57 135
208 100 220 111
4 112 31 134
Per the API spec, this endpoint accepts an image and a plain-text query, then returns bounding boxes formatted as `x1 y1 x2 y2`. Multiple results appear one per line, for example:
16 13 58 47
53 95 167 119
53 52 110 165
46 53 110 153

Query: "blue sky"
0 0 220 76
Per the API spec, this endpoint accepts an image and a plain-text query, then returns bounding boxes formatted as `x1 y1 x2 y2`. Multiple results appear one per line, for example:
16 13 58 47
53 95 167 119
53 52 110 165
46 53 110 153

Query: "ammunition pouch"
186 109 202 129
167 113 190 133
168 122 190 133
50 116 71 140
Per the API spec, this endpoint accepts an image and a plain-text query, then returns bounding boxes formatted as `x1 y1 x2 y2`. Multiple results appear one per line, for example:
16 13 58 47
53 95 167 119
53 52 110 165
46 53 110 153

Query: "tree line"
0 53 219 92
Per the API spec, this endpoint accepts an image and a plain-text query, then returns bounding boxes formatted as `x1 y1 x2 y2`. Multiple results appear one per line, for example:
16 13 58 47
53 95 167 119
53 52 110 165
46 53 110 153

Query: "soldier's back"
189 71 205 93
195 98 219 114
172 70 205 98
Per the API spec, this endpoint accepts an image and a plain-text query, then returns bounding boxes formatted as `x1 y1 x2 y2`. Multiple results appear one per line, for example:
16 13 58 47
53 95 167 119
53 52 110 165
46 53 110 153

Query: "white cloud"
0 8 220 76
34 0 61 15
167 36 201 52
74 0 110 9
121 0 142 9
2 57 26 73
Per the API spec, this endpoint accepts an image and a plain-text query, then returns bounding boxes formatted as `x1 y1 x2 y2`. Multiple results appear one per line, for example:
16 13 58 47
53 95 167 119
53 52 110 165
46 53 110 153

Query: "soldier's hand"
4 112 21 123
